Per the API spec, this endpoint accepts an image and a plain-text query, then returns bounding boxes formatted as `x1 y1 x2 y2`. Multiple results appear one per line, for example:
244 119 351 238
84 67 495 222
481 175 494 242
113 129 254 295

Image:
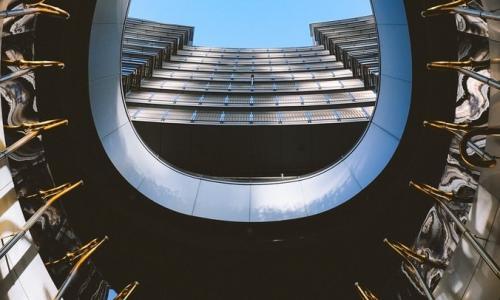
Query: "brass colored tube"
4 119 69 131
409 181 452 202
424 120 500 169
25 183 73 200
427 60 490 70
383 239 447 269
410 181 500 279
3 59 65 69
426 60 500 90
422 1 500 21
0 1 69 19
114 281 140 300
421 0 468 17
45 237 102 267
0 60 65 83
0 181 83 260
383 239 435 300
1 119 68 161
354 282 379 300
53 236 109 300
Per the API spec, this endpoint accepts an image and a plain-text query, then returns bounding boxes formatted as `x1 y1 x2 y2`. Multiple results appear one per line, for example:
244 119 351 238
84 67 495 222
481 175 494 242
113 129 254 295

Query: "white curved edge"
89 0 412 222
0 1 59 299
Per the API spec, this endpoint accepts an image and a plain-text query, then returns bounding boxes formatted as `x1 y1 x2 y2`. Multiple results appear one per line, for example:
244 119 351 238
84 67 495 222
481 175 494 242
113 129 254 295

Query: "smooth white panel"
372 75 412 139
89 75 129 138
371 0 408 25
347 124 399 188
93 0 129 25
89 24 123 81
250 182 307 222
378 24 412 82
301 160 362 216
139 173 200 216
194 181 250 222
102 123 145 188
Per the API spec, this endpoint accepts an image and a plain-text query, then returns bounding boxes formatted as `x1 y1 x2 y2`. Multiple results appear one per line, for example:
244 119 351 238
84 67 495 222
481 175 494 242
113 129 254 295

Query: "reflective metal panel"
300 160 362 216
371 0 408 25
102 123 147 188
89 75 129 138
89 24 123 81
377 24 412 82
347 124 399 188
250 182 307 222
194 181 250 222
372 75 412 138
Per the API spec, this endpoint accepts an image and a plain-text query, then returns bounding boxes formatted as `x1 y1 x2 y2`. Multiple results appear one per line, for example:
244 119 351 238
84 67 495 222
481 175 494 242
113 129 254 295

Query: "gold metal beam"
45 237 102 267
0 181 83 260
0 1 70 19
426 60 500 90
421 1 500 21
423 120 469 136
410 181 500 279
2 59 65 69
424 120 500 169
114 281 140 300
409 181 452 202
354 282 379 300
53 236 109 300
427 60 489 70
421 0 469 17
1 119 68 161
4 119 68 132
0 60 65 83
25 183 73 201
383 238 447 269
383 238 435 300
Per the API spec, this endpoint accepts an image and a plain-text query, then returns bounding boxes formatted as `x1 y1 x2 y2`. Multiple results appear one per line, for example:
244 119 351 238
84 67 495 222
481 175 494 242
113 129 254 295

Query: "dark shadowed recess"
134 122 367 178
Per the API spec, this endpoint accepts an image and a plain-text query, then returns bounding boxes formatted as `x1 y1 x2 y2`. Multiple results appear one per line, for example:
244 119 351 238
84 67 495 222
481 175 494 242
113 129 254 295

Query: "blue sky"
128 0 373 48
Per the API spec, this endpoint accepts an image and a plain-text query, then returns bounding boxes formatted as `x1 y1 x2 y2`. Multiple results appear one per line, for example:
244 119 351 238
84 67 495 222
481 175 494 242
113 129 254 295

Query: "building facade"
120 16 380 177
2 0 499 299
123 17 378 126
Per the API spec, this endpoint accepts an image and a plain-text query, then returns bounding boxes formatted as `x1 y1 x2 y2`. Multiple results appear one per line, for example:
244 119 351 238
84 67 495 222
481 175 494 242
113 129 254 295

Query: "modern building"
0 0 499 299
121 16 378 177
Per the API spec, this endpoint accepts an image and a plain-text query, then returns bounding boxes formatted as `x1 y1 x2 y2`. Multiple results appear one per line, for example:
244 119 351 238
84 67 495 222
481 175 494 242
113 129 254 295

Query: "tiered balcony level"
122 19 378 126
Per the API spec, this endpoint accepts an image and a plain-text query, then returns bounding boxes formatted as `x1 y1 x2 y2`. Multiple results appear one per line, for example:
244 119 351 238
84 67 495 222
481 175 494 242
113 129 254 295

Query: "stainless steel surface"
0 2 60 298
0 68 33 84
0 2 69 19
53 236 108 300
0 181 83 261
123 18 377 126
454 7 500 22
384 238 437 300
433 0 500 298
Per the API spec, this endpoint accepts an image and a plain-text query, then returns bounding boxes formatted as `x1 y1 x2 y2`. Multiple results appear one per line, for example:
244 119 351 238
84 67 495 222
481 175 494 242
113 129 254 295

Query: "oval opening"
122 1 378 179
88 0 412 222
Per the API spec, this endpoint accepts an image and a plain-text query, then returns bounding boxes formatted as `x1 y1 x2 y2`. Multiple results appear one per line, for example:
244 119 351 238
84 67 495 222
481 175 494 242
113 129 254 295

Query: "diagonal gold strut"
421 0 469 17
114 281 140 300
354 282 379 300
